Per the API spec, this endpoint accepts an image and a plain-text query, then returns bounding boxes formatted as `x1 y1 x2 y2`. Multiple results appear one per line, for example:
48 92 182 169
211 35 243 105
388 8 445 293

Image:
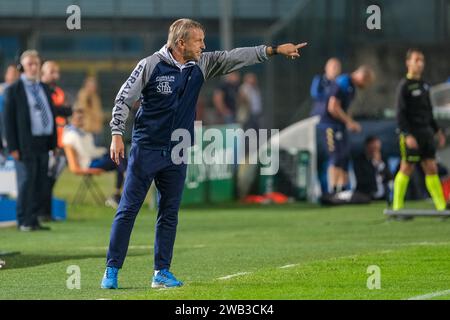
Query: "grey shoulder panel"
110 54 160 135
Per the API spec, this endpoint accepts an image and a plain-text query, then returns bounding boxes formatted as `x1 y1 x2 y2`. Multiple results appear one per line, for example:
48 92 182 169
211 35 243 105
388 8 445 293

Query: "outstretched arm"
199 43 307 80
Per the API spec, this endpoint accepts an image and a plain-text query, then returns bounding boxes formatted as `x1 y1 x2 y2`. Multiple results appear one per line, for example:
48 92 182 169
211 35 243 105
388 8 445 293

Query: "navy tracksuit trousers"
106 144 187 270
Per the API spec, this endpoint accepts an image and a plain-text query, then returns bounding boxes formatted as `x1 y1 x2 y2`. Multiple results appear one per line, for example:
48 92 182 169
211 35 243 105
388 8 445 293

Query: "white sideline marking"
279 264 298 269
407 289 450 300
217 272 251 280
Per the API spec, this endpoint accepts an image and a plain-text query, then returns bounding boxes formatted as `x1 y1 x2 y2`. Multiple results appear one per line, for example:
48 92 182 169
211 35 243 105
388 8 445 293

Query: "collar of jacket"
20 73 41 86
156 45 196 71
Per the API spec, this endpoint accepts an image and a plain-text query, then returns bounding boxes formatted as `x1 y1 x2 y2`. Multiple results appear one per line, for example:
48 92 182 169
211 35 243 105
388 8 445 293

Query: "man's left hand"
276 43 308 59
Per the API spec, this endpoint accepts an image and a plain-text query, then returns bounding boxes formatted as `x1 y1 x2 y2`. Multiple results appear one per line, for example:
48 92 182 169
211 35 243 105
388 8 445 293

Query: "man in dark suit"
4 50 57 231
354 136 393 200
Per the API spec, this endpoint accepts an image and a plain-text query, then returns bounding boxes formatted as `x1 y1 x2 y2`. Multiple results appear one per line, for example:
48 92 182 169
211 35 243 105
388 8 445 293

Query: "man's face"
181 28 206 62
226 72 240 85
354 71 373 89
4 66 19 84
325 59 341 80
84 78 97 93
21 55 41 80
245 73 257 86
72 112 84 128
366 139 381 158
42 63 60 84
357 76 369 89
407 52 425 76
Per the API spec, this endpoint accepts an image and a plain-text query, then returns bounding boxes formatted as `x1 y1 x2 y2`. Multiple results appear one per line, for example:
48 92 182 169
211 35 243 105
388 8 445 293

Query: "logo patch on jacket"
156 75 175 95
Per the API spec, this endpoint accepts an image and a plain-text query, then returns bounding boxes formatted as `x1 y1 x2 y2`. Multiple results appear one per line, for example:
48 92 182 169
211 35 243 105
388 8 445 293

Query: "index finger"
111 149 119 165
295 42 308 49
115 151 121 165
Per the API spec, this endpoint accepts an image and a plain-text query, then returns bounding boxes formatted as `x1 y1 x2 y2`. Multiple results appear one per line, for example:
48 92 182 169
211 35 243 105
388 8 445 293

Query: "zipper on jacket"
167 66 195 151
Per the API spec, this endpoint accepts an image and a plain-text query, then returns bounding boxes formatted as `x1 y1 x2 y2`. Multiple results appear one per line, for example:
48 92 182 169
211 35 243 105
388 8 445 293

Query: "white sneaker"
105 196 119 209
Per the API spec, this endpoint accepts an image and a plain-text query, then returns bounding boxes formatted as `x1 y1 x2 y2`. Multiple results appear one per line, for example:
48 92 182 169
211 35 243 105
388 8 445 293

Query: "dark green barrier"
259 149 311 201
180 124 238 206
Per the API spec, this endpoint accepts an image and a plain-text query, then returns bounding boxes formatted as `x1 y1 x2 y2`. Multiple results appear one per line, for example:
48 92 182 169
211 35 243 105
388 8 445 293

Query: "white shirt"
20 74 54 136
62 125 106 169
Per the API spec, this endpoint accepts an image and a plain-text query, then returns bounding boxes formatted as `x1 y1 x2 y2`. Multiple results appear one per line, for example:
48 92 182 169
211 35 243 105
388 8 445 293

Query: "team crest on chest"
156 75 175 95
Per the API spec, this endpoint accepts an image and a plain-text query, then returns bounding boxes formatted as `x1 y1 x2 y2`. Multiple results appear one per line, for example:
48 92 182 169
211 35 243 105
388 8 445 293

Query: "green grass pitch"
1 171 450 300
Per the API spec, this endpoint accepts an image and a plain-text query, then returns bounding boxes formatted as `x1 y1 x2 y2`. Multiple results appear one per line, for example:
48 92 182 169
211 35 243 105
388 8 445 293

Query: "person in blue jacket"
101 18 308 289
320 65 375 194
310 58 341 117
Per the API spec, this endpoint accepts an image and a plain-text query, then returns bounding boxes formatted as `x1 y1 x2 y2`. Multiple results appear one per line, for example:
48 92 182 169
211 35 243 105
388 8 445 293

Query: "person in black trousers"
4 50 57 231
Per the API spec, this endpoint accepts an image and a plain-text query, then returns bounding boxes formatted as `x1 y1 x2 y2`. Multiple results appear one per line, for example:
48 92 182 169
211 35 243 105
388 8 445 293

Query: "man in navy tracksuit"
101 18 307 289
319 66 375 194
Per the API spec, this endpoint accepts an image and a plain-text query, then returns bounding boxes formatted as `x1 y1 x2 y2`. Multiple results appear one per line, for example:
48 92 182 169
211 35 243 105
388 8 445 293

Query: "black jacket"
3 79 57 158
396 77 439 135
354 152 393 198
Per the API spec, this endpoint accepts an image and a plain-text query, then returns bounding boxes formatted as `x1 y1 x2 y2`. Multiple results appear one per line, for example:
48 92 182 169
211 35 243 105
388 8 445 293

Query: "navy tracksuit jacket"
106 45 268 270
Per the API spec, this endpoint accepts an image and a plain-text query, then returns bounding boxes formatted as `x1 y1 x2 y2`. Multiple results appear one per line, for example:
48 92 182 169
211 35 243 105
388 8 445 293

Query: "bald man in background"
322 65 375 194
40 61 72 221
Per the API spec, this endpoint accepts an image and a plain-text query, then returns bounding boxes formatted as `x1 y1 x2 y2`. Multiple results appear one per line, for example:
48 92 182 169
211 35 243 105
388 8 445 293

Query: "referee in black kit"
392 48 447 212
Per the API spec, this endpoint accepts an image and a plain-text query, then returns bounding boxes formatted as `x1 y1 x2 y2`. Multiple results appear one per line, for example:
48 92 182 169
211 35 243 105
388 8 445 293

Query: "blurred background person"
4 50 56 231
320 136 393 206
40 60 72 222
321 65 375 194
311 58 342 194
213 71 240 124
310 57 341 117
353 136 393 201
62 108 126 208
41 61 72 148
76 76 104 145
239 72 262 132
392 48 447 212
0 64 20 157
195 94 206 122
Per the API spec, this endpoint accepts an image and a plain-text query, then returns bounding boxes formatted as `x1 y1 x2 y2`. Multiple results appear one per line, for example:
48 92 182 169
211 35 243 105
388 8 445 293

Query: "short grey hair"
20 49 40 63
167 18 205 49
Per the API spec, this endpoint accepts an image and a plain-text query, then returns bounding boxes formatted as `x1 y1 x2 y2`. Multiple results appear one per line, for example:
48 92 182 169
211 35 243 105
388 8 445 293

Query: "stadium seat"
64 145 106 206
72 174 106 206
